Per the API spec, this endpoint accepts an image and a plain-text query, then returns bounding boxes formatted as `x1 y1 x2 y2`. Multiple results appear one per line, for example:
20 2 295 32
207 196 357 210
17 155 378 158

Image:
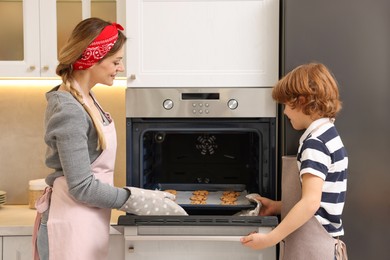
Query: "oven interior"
127 118 276 215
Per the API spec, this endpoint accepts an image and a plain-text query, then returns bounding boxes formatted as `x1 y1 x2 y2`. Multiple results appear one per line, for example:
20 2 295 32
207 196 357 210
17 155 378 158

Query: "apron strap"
334 237 348 260
32 187 52 260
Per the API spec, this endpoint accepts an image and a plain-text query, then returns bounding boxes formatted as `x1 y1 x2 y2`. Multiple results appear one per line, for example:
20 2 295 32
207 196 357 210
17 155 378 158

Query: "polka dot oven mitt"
120 187 188 216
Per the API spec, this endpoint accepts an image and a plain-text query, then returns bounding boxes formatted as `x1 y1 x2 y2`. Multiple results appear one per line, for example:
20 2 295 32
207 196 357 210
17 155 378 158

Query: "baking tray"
157 183 256 212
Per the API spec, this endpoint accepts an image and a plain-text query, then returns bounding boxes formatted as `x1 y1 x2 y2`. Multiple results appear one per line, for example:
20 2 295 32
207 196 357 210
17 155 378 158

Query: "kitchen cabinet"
0 234 124 260
0 206 126 259
2 236 32 260
126 0 279 88
0 0 123 77
108 234 125 259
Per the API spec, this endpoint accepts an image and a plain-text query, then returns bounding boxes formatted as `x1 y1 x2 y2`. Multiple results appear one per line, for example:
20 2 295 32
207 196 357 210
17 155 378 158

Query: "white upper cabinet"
0 0 123 78
0 1 42 77
126 0 279 88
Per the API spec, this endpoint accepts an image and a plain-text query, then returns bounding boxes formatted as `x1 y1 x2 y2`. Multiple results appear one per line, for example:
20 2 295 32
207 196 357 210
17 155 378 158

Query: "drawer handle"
124 235 242 242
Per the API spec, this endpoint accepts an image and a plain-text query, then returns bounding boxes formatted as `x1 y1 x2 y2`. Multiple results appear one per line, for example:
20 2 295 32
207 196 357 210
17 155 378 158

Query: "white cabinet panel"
0 1 41 77
108 234 125 260
126 0 279 87
3 236 32 260
1 234 124 260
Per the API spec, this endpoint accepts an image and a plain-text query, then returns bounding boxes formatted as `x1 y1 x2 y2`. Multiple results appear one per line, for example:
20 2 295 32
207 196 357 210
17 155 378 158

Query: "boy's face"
283 103 312 131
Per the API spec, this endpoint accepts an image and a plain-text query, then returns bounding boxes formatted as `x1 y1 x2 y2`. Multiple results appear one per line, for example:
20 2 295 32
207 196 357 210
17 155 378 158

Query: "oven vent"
118 215 278 227
182 218 197 224
215 219 230 224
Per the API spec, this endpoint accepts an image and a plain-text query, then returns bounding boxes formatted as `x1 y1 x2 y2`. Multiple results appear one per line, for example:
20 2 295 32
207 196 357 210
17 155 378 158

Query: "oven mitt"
120 187 188 216
234 193 262 216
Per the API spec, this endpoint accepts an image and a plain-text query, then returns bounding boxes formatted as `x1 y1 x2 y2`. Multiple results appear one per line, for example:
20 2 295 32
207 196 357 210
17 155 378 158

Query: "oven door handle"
124 235 243 242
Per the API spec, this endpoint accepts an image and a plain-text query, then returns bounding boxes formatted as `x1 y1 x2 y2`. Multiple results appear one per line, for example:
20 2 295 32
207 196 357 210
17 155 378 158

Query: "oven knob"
163 99 174 110
227 99 238 110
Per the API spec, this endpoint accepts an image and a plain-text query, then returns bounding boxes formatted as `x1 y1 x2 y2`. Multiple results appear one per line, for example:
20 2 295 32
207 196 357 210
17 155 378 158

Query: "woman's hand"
120 187 188 215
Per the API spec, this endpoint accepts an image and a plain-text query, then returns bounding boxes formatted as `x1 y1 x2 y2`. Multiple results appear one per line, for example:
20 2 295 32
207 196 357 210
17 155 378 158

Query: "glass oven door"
126 118 276 214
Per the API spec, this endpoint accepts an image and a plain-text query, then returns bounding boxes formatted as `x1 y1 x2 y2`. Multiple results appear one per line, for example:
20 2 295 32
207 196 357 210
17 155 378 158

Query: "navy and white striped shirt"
297 118 348 237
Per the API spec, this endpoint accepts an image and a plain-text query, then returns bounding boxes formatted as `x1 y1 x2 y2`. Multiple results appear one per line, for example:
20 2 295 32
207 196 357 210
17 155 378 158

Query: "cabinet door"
0 0 41 77
126 0 279 87
108 234 125 260
0 0 122 78
2 234 123 260
3 236 32 260
0 0 56 77
39 0 58 77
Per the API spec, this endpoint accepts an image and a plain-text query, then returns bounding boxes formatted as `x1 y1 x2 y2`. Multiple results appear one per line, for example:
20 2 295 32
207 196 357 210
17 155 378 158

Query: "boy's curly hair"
272 63 342 118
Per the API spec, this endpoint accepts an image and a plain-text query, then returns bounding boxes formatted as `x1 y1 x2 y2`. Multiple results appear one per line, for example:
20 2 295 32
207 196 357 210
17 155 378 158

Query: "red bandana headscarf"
73 22 124 70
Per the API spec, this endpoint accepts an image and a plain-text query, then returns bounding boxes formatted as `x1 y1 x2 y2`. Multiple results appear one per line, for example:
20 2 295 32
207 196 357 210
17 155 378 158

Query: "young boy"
241 63 348 259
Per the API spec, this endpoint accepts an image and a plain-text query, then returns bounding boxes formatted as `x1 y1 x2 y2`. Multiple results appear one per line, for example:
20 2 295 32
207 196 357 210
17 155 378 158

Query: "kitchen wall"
0 81 127 204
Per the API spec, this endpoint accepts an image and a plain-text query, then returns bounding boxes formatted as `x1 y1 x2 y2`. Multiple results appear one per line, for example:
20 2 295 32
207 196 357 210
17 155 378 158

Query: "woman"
33 17 186 260
241 63 348 259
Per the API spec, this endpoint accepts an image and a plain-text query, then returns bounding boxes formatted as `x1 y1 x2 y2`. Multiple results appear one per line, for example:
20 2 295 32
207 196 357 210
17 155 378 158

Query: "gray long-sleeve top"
44 87 129 209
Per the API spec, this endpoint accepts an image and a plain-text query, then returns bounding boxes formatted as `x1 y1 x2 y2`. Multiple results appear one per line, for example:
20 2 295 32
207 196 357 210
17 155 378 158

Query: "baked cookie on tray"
220 190 241 205
190 190 209 204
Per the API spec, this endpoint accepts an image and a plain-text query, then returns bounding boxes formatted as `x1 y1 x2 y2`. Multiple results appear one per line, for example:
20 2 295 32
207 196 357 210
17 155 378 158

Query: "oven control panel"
163 99 238 115
189 101 212 115
126 87 276 118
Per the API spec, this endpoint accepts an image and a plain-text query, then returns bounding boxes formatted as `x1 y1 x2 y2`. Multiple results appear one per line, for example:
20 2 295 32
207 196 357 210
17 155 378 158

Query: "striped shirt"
297 118 348 237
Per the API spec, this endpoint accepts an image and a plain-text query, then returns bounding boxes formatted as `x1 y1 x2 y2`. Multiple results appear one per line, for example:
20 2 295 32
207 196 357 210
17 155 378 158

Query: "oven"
118 87 278 260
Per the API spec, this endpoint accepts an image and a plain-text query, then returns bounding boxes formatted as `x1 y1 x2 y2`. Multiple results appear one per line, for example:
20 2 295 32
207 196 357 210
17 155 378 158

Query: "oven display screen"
182 93 220 100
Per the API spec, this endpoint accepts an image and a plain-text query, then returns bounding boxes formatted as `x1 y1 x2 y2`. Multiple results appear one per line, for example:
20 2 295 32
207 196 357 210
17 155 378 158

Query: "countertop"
0 205 126 236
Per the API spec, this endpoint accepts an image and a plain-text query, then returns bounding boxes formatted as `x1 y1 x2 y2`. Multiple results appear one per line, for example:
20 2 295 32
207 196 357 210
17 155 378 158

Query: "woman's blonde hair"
56 17 126 150
272 63 342 118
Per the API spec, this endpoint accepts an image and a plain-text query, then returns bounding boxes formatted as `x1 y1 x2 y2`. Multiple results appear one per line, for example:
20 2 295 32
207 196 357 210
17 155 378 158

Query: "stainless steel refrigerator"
281 0 390 259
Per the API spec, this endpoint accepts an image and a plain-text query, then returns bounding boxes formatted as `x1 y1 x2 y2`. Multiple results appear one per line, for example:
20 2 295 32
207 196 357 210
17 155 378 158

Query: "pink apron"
279 156 335 260
33 96 117 260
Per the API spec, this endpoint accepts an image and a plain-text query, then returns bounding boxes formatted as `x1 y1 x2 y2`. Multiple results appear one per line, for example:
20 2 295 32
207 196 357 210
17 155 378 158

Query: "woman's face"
90 46 125 86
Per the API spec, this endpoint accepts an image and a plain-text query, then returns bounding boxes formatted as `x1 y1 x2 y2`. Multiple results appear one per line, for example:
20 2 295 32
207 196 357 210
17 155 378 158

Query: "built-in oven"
117 87 278 260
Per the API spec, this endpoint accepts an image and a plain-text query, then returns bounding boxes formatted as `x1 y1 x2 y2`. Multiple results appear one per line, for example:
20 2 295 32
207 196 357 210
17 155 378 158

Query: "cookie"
193 190 209 196
191 200 207 205
190 190 209 204
222 191 240 197
190 195 207 201
164 189 177 195
220 190 241 205
220 196 238 202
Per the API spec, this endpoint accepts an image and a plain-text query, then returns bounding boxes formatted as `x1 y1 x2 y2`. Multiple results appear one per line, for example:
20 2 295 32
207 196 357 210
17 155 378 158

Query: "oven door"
118 215 278 260
126 118 276 215
122 225 276 260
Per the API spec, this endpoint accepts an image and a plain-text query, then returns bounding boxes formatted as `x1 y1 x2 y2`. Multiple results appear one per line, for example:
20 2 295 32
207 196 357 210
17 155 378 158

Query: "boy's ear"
298 96 306 105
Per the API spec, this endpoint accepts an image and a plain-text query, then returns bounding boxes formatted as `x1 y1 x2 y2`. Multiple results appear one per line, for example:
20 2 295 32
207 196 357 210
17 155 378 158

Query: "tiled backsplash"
0 82 127 204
